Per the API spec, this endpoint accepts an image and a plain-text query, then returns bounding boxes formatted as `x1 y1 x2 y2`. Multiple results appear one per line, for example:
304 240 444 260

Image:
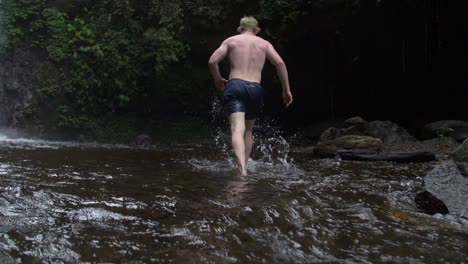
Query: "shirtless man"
208 16 293 176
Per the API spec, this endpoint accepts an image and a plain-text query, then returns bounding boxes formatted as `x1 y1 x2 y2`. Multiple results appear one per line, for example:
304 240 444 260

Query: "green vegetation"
1 0 285 138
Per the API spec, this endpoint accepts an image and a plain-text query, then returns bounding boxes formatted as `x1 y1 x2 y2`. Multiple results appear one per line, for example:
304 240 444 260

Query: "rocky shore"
293 117 468 218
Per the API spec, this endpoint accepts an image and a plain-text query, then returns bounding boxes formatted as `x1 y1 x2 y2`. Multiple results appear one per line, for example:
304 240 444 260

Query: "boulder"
342 116 370 136
344 116 369 130
451 138 468 163
342 125 368 136
422 120 468 142
313 135 383 158
319 127 342 142
134 134 153 148
302 119 345 141
368 120 417 144
420 160 468 218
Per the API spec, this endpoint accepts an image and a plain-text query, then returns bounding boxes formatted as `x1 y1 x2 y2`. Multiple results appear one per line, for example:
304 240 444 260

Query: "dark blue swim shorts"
223 78 264 120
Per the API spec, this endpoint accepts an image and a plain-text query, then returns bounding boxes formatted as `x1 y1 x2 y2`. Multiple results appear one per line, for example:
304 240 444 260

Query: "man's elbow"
274 60 286 68
208 59 217 66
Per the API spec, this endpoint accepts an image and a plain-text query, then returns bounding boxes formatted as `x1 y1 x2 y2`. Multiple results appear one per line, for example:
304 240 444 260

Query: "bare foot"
238 167 248 176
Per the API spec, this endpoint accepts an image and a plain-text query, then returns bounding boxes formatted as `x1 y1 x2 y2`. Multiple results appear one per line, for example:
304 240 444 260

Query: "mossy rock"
319 127 342 142
314 135 383 158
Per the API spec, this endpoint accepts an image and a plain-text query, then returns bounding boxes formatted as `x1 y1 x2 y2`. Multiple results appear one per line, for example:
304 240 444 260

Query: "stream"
0 129 467 263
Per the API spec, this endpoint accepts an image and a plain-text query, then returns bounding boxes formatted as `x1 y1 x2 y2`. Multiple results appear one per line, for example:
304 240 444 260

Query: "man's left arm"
208 40 229 91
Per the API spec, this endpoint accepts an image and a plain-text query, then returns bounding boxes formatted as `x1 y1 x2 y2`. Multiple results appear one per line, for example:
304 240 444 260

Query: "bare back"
226 34 269 83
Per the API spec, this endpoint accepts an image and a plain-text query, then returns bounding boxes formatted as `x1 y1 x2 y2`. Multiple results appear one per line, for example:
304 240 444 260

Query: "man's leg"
244 119 256 167
229 112 247 175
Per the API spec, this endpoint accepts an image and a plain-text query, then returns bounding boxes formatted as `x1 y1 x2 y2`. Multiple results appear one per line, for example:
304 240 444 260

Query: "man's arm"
208 40 229 91
266 42 293 107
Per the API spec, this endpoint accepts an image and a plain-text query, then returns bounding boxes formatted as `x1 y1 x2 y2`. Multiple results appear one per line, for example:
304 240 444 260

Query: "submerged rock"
419 160 468 218
422 120 468 142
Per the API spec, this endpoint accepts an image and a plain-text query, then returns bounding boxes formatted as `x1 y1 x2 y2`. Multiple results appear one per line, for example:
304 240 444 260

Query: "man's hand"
215 78 227 91
282 91 293 108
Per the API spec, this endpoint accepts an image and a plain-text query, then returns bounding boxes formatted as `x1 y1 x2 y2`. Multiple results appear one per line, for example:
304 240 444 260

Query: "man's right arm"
208 40 229 91
266 42 293 108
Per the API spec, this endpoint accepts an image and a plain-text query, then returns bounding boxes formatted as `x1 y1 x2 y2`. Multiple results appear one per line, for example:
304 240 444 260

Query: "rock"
134 134 153 148
421 160 468 218
342 125 368 136
319 127 342 142
339 151 436 163
422 120 468 142
313 135 383 158
414 191 449 215
302 119 345 141
342 116 369 136
368 120 417 144
344 116 369 129
451 138 468 162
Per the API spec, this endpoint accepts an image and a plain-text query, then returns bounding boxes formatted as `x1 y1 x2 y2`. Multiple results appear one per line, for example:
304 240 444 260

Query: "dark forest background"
0 0 466 140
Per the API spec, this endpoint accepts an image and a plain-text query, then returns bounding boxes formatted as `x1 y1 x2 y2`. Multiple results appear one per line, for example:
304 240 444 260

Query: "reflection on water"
0 132 467 263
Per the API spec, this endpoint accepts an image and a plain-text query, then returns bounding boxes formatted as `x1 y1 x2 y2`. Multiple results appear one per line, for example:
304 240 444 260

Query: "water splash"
190 93 299 176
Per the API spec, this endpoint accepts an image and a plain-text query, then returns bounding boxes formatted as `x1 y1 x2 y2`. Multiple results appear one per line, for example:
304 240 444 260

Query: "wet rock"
339 151 436 163
313 135 383 158
344 116 369 130
451 138 468 163
422 120 468 142
368 120 417 144
421 160 468 218
302 119 345 141
342 125 368 136
134 134 153 148
415 191 449 215
319 127 342 142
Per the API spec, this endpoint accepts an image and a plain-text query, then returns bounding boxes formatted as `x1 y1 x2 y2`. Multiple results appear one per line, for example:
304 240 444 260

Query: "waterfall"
0 0 7 126
0 0 7 50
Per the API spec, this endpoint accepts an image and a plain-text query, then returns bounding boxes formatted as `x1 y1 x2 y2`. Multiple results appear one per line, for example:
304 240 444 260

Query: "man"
208 16 293 176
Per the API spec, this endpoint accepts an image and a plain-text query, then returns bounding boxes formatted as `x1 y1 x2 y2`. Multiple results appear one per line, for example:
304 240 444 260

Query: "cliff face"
0 48 34 126
0 47 59 127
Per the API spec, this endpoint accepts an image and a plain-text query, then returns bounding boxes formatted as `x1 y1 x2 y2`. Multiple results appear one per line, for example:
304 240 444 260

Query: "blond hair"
237 16 261 34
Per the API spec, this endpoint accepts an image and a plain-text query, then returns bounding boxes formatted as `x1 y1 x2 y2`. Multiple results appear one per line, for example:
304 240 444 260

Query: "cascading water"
0 1 7 50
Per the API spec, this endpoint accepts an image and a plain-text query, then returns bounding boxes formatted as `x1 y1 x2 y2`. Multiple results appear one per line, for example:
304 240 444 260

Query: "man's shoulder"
227 34 270 43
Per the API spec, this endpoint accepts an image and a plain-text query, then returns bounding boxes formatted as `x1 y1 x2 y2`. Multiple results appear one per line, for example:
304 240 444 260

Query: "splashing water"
190 93 301 176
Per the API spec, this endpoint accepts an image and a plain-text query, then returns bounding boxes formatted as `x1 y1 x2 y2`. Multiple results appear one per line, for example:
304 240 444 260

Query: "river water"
0 129 467 263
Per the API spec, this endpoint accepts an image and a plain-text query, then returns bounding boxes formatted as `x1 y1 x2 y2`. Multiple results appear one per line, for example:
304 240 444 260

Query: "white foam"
0 131 131 150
